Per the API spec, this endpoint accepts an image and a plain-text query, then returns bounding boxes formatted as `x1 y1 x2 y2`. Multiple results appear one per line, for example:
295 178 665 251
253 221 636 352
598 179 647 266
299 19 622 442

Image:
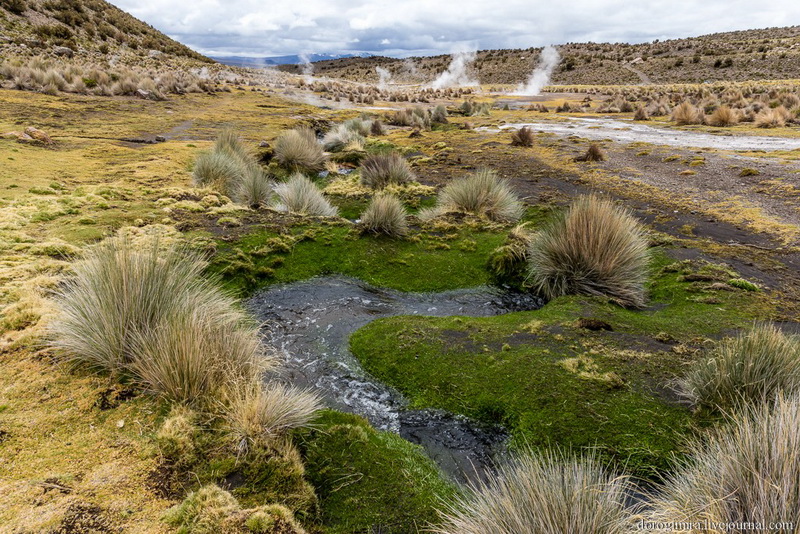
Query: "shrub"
431 104 448 124
707 105 738 127
671 101 704 125
272 173 338 216
427 168 524 222
224 381 321 455
2 0 27 14
274 128 326 173
510 126 534 147
48 236 266 405
359 193 409 237
433 450 634 534
527 194 649 308
575 144 606 162
682 324 800 412
359 152 416 189
647 394 800 528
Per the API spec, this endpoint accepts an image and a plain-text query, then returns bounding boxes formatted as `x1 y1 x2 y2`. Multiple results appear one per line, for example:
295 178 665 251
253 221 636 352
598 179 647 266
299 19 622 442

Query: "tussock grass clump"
322 123 365 153
647 394 800 528
359 193 409 237
633 105 649 120
48 236 267 405
370 119 386 136
232 166 274 208
754 107 788 128
510 126 534 147
224 382 321 455
192 150 248 194
274 128 326 173
575 143 606 162
272 173 338 216
671 101 704 125
130 311 264 405
433 450 634 534
707 104 739 127
424 169 524 223
527 195 649 308
682 324 800 412
359 152 416 189
193 130 273 206
488 224 533 289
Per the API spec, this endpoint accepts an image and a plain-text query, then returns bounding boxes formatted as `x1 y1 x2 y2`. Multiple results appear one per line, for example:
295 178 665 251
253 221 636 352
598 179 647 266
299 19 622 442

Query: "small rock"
53 46 73 57
15 133 36 144
116 419 125 428
135 89 151 99
154 135 166 142
24 126 53 145
147 49 163 58
259 140 270 148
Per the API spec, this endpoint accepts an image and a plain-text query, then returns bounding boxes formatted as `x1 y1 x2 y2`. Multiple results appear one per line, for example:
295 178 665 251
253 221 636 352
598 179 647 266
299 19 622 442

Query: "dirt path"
623 63 652 84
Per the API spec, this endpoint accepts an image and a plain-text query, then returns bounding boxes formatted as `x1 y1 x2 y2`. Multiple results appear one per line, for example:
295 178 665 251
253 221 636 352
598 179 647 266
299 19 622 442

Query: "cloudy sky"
109 0 800 58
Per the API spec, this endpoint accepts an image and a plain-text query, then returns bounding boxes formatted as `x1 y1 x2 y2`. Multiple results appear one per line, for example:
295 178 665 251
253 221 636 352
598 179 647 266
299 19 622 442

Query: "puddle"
487 117 800 152
247 275 542 483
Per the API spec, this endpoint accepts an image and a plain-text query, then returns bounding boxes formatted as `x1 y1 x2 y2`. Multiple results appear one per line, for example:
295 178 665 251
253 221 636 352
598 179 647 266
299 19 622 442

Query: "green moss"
210 224 507 295
349 249 771 478
296 410 454 533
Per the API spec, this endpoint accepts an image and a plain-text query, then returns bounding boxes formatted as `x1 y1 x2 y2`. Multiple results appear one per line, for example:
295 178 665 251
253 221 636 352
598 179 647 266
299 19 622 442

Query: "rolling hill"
279 26 800 85
0 0 211 63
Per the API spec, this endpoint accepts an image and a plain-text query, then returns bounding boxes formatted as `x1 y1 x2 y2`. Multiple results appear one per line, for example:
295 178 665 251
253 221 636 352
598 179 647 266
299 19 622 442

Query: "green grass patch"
349 250 771 478
296 410 454 534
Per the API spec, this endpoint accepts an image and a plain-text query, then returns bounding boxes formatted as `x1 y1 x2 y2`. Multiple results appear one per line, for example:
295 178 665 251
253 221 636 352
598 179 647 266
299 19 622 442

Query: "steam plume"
376 66 392 90
429 51 479 89
515 46 560 96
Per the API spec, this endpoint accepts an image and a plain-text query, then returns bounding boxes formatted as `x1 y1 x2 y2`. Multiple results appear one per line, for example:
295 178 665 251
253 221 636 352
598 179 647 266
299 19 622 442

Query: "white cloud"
106 0 800 58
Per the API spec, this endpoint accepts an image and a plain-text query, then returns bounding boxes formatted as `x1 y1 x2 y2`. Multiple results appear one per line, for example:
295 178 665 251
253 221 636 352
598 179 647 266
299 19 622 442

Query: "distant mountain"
212 53 372 68
0 0 212 62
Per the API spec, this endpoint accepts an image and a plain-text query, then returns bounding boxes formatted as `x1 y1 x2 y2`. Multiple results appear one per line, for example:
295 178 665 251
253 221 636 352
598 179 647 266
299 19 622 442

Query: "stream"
247 275 543 484
488 116 800 152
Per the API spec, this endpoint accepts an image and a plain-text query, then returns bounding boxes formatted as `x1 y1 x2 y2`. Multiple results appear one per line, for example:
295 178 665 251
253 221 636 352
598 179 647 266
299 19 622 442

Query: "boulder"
53 46 73 58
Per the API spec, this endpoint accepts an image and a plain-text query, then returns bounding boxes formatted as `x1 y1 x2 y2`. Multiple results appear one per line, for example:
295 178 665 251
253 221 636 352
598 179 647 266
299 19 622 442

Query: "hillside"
280 26 800 85
0 0 211 63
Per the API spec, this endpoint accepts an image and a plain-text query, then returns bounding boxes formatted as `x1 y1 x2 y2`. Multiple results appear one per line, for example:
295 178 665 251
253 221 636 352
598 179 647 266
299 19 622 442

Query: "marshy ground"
1 78 799 531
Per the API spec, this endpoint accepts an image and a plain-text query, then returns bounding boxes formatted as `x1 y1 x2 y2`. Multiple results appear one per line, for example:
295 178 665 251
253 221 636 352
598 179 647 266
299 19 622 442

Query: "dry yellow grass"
0 86 341 531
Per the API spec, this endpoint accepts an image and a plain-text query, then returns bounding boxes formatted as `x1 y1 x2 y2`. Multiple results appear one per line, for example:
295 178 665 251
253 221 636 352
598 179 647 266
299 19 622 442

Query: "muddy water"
491 117 800 152
247 276 543 483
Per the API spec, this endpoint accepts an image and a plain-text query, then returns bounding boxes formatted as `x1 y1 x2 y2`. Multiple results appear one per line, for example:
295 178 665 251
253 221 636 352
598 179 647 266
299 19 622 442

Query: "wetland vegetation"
2 5 800 532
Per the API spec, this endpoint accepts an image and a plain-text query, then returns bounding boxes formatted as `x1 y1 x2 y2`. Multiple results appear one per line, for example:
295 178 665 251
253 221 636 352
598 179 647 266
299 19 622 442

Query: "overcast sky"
108 0 800 58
